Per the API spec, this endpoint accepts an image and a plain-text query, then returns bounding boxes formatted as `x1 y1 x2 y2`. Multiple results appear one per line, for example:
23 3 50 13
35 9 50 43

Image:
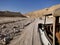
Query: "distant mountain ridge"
0 11 26 17
25 4 60 18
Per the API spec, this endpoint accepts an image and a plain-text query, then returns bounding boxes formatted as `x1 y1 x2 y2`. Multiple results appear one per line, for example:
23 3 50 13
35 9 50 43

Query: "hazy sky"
0 0 60 14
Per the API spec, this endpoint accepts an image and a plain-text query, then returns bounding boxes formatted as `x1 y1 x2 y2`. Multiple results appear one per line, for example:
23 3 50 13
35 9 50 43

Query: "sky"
0 0 60 14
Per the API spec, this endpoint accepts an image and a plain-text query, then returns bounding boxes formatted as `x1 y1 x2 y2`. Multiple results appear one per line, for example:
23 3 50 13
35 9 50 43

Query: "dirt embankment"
25 4 60 18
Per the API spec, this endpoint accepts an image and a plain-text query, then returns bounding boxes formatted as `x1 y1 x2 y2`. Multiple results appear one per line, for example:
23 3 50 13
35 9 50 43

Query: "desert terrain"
0 4 60 45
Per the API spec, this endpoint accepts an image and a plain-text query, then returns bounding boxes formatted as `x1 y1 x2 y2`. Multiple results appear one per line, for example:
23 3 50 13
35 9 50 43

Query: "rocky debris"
0 18 35 45
0 21 23 45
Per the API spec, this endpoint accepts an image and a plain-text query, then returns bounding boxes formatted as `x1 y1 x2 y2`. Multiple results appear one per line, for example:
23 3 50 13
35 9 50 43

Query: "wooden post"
44 16 46 25
53 17 56 45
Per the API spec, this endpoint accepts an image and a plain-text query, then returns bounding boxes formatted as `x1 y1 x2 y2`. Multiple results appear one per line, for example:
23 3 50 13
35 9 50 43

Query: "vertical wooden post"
44 16 46 25
53 17 56 45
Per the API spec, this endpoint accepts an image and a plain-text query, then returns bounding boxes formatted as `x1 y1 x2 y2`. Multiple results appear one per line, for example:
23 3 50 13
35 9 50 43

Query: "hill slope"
25 4 60 18
0 11 26 17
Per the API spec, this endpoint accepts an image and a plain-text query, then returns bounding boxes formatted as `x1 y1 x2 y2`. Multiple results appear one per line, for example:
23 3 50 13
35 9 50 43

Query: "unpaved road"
9 18 42 45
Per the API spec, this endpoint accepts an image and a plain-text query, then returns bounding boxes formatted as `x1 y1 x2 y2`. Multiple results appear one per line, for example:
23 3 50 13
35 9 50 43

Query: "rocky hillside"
0 11 26 17
25 4 60 18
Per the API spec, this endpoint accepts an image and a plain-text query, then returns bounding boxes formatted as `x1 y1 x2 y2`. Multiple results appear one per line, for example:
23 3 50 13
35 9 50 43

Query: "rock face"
25 4 60 18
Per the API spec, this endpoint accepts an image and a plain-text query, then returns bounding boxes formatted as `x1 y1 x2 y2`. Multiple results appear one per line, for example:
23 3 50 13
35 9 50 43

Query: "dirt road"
9 18 42 45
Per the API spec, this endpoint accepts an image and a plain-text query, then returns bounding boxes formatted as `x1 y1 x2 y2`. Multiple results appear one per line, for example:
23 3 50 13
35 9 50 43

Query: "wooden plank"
53 17 56 45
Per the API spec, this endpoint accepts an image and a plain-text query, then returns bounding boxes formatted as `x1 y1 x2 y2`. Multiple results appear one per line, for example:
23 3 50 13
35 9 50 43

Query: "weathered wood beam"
53 17 56 45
